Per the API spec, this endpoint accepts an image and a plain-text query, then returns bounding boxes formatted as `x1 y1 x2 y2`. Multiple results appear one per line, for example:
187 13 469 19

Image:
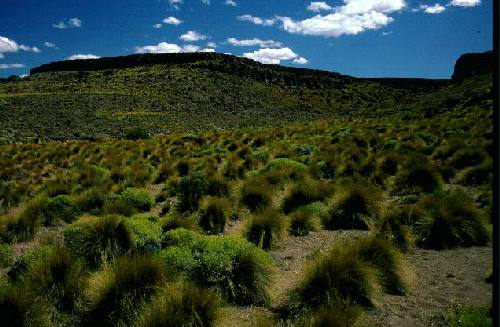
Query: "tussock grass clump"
244 209 286 250
64 215 132 268
134 282 221 327
198 196 230 234
20 244 85 312
75 188 106 214
302 303 364 327
416 191 490 249
322 180 381 230
282 179 330 214
443 305 492 327
0 197 47 243
289 209 317 237
0 243 13 267
377 208 415 252
161 214 199 232
447 148 487 169
177 172 209 213
289 235 408 317
240 180 272 213
45 195 79 225
0 285 53 327
393 154 442 194
161 229 273 305
460 159 492 186
83 255 168 327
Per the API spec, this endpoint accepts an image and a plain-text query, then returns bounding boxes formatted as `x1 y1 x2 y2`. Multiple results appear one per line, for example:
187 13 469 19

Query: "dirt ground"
216 229 492 327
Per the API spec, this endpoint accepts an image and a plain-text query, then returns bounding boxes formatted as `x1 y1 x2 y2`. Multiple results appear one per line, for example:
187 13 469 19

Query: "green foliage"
394 154 442 194
415 191 490 249
120 187 155 212
447 148 487 169
134 282 221 327
0 243 13 267
46 195 79 225
244 209 286 250
282 180 328 214
177 172 209 213
64 215 132 268
125 126 151 140
289 209 317 237
128 214 163 251
198 196 230 234
161 230 273 305
0 285 53 327
443 305 492 327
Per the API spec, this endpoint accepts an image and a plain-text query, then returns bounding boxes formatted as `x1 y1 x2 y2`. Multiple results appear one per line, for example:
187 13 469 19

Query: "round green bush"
120 188 155 212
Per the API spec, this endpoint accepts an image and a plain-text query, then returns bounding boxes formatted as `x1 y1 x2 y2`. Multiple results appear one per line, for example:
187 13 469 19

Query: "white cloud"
201 0 210 4
419 3 446 13
0 63 26 69
225 0 237 6
237 14 276 26
44 41 57 48
307 2 333 12
341 0 405 14
293 57 309 64
169 0 183 9
448 0 480 6
153 23 162 29
163 16 183 25
207 41 217 48
135 41 216 54
382 30 393 35
227 37 283 48
242 47 307 65
66 54 100 60
0 36 40 57
53 17 82 29
179 31 208 42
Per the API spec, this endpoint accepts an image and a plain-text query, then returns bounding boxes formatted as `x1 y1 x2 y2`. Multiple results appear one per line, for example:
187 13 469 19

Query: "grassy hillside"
2 53 489 143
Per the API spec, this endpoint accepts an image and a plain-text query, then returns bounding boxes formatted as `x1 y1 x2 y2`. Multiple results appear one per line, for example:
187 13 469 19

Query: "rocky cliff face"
452 50 494 81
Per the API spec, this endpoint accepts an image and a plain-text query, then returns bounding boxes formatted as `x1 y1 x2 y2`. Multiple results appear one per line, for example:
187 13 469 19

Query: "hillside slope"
0 52 492 143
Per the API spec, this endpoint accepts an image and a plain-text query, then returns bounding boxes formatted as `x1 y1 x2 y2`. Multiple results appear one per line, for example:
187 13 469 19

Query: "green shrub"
128 214 163 251
64 215 132 268
444 305 492 327
289 209 316 237
240 180 272 213
134 282 221 327
45 195 79 225
416 191 490 249
177 172 209 213
244 209 285 250
198 197 230 234
83 255 167 327
161 214 199 233
206 174 230 197
125 126 151 140
120 188 155 212
322 180 380 230
161 231 273 305
393 154 442 194
0 243 13 267
103 194 138 216
75 188 106 214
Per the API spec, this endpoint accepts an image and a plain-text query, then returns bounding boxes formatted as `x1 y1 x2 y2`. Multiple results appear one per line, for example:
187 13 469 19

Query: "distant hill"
452 50 494 81
0 52 493 143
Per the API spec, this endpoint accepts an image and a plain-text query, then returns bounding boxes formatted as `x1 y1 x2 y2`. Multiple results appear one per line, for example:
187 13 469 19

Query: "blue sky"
0 0 492 78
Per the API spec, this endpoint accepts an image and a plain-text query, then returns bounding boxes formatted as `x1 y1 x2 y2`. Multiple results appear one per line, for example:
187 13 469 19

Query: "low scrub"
289 209 317 236
198 196 230 234
240 179 272 213
282 180 330 214
120 187 155 212
393 154 442 194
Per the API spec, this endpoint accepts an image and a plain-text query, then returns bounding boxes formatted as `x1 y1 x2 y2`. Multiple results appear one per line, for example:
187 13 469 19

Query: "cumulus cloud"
227 37 283 48
0 63 25 69
276 0 406 37
0 36 40 57
237 14 276 26
207 41 218 48
448 0 480 6
66 54 100 60
419 3 446 13
135 41 215 54
242 47 307 65
153 23 163 29
53 17 82 29
307 2 333 11
179 31 208 42
169 0 183 9
163 16 183 25
225 0 237 6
